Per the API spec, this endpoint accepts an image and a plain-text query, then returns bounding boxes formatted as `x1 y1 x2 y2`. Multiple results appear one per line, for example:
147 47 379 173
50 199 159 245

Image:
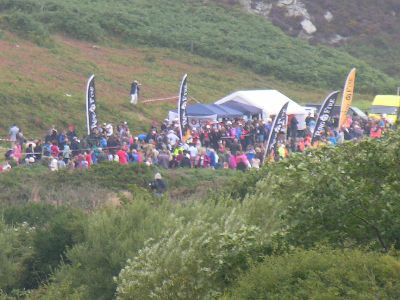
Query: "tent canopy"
169 103 243 119
215 90 307 116
208 104 243 118
220 100 262 115
187 104 215 116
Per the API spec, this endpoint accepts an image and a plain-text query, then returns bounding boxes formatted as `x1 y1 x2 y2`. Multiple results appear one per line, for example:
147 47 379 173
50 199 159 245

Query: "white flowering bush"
115 211 266 300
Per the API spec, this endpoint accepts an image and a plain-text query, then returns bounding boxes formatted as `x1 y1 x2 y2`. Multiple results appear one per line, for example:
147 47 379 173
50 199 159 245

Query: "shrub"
46 196 174 300
0 220 35 293
115 211 268 299
1 12 52 46
223 248 400 299
1 204 86 290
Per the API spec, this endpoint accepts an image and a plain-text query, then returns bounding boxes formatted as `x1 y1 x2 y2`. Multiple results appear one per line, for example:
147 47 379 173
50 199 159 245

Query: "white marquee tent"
215 90 307 129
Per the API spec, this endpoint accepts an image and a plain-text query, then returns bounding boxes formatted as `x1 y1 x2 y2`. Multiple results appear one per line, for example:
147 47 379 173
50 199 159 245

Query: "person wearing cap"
71 137 81 156
130 80 141 105
167 130 180 147
149 173 166 197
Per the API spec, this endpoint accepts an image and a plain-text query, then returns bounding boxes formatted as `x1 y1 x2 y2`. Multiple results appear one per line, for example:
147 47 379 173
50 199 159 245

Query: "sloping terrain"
0 0 396 138
0 33 332 138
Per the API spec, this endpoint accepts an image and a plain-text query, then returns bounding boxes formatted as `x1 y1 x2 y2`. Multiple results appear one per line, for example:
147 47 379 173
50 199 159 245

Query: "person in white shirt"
188 143 198 167
49 158 58 171
106 124 113 137
8 124 19 146
167 130 180 147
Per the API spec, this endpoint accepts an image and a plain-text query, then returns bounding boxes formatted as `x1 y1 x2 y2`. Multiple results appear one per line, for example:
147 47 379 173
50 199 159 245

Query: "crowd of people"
0 111 393 174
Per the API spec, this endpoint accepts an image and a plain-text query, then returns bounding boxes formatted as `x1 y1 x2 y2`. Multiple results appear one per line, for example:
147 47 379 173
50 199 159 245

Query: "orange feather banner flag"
338 68 356 130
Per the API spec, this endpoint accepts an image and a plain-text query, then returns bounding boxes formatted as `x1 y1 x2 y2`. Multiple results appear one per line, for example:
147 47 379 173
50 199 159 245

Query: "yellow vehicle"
369 95 400 124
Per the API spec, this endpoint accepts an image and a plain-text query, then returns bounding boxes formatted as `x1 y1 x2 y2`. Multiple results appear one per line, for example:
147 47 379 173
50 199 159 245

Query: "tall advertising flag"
338 68 356 130
177 74 188 140
311 91 340 145
86 74 98 136
263 102 289 164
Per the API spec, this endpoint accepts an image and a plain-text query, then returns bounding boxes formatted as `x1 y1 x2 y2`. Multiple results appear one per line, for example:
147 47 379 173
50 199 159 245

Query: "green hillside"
0 33 333 139
0 0 396 138
0 0 396 92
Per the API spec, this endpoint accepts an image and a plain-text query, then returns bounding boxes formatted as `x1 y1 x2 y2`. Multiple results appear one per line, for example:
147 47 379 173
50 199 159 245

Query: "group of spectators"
0 111 392 173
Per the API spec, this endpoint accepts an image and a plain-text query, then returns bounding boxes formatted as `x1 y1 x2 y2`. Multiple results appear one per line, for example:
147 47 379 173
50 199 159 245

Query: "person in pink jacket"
235 151 250 171
228 151 237 169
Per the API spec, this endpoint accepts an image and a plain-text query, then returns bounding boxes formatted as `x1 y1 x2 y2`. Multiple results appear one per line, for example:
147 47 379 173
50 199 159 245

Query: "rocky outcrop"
220 0 400 46
236 0 319 40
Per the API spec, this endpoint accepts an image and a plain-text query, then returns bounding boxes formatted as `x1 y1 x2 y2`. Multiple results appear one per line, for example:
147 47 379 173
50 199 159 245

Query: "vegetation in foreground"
0 131 400 299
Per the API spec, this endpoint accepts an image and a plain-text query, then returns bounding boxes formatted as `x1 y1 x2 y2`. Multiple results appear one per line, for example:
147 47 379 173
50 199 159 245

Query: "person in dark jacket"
34 140 43 161
149 173 166 197
130 80 141 105
180 153 192 168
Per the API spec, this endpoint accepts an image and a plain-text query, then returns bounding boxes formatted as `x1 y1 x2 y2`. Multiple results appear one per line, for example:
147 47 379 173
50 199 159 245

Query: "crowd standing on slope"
0 111 393 173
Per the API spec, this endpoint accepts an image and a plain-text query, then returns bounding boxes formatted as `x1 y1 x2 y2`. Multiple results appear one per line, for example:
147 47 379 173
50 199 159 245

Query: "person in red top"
370 123 382 139
304 135 312 148
117 148 128 165
176 150 184 164
297 138 305 152
85 151 92 168
51 142 60 158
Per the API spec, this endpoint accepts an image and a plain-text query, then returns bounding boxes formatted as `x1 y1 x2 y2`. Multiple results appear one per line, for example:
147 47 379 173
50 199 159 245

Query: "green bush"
0 220 35 293
0 204 86 290
253 132 400 251
45 196 174 300
115 215 267 299
1 12 52 46
223 249 400 299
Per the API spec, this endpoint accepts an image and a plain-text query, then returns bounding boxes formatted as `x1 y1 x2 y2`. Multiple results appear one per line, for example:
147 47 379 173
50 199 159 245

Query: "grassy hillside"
0 0 397 90
0 0 395 138
0 32 336 139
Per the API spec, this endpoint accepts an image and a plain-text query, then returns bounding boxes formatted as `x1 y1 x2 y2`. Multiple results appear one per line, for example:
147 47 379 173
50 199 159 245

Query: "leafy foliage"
0 204 85 291
223 248 400 299
2 129 400 298
0 220 35 293
44 197 174 300
253 133 400 251
115 214 266 299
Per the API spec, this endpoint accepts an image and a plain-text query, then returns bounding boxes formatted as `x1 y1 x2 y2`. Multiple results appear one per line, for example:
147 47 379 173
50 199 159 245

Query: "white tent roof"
215 90 306 116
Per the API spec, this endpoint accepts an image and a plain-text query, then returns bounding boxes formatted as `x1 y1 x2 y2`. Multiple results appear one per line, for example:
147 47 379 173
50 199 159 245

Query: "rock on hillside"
222 0 400 44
